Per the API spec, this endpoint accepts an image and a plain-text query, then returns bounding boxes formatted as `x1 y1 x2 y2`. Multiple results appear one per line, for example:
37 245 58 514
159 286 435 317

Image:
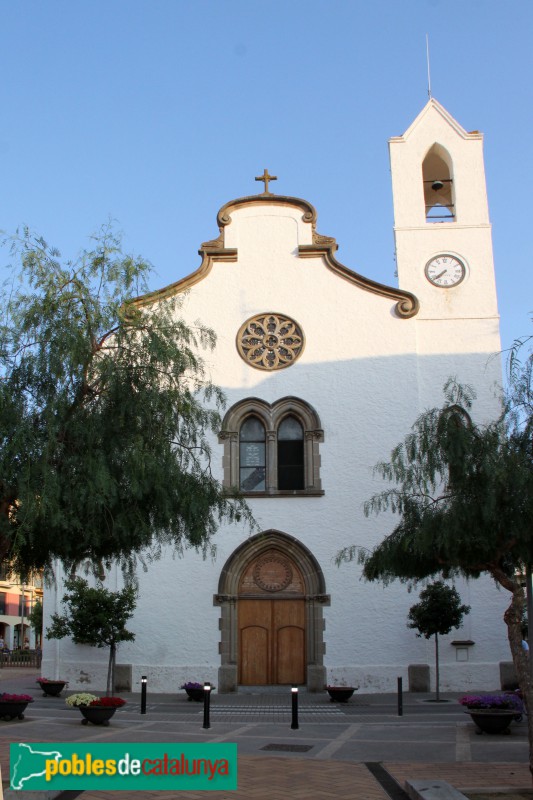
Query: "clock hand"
434 270 447 280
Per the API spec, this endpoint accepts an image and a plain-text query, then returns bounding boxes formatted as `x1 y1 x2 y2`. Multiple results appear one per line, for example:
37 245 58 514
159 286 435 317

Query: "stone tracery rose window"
236 313 305 371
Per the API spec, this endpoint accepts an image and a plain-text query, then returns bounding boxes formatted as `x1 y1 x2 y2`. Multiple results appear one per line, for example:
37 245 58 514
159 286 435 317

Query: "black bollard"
141 675 147 715
291 686 299 730
397 676 403 717
203 682 211 729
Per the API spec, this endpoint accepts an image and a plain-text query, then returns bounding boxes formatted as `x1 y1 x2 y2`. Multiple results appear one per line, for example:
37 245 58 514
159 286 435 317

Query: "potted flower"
180 682 214 702
458 693 524 734
326 684 358 703
0 692 34 721
37 677 69 697
65 693 126 726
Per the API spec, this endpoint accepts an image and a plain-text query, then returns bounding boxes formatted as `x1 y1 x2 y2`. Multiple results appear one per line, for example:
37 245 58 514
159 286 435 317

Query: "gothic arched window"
277 416 304 490
239 416 266 492
219 397 324 496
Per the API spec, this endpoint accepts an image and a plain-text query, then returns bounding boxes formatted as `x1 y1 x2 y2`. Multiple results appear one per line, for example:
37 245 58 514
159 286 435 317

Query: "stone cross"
255 169 277 194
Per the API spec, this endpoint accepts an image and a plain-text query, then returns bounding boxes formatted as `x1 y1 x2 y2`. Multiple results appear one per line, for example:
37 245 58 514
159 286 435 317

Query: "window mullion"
305 431 314 489
267 430 277 492
229 433 239 487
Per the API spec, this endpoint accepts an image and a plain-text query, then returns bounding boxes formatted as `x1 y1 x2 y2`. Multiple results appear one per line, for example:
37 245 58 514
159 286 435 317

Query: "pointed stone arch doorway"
214 530 329 692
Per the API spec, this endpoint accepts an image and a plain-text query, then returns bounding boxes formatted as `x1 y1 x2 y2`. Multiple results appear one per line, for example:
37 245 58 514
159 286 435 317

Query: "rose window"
236 313 305 371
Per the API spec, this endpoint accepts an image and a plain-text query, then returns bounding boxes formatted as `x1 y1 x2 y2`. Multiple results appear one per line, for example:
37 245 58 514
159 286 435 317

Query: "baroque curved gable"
132 193 419 319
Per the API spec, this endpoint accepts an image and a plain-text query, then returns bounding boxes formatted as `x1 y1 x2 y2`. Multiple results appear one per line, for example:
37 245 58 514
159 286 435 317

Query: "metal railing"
0 650 42 668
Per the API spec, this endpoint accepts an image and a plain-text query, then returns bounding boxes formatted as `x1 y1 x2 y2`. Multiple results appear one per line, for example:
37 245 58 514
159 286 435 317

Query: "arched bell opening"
423 143 455 222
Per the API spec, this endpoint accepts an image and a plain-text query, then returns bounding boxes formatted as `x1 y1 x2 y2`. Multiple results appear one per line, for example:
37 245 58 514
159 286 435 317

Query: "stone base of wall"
115 663 132 692
408 664 430 692
40 659 508 694
307 665 326 692
500 661 518 690
218 665 238 693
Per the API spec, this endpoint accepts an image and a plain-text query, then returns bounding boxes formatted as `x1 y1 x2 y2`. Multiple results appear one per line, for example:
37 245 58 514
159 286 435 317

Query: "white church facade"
43 99 511 694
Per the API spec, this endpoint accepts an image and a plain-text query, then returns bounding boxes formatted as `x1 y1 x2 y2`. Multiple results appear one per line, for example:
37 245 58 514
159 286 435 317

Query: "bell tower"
388 99 501 375
389 98 499 323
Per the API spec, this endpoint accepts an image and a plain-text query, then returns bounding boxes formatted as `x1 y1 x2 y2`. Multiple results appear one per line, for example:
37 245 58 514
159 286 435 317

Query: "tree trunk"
503 582 533 783
106 642 116 696
435 632 440 702
0 495 16 562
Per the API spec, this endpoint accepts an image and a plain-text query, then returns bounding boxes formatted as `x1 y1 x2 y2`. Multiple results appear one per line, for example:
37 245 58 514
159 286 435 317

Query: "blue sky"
1 0 531 360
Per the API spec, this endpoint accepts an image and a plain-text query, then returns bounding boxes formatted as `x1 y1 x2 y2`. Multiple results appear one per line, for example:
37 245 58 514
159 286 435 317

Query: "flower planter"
185 688 206 702
0 699 33 721
38 680 67 697
326 687 357 703
182 684 215 702
466 709 517 735
79 705 117 726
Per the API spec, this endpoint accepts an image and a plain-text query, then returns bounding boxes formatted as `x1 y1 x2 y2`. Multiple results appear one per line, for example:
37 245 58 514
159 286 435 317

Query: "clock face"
424 254 466 287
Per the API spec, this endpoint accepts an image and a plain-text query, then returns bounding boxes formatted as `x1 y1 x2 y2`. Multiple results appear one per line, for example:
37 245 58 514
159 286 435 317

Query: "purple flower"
458 693 523 712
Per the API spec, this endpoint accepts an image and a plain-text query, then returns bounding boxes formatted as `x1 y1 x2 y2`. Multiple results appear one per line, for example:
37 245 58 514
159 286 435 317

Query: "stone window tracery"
236 313 305 371
219 397 324 496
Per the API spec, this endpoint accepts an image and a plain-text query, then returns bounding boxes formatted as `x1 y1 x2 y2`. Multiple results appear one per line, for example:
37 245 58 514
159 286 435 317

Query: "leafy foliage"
407 581 470 702
46 577 136 649
0 225 251 577
337 373 533 770
407 582 470 640
337 379 533 587
507 331 533 433
46 576 136 694
27 598 43 641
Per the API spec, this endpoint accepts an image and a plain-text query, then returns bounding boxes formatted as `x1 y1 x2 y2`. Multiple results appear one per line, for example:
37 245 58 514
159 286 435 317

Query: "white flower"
65 692 98 708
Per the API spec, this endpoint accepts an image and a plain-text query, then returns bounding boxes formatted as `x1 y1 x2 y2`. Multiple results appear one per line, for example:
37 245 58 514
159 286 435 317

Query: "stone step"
405 779 469 800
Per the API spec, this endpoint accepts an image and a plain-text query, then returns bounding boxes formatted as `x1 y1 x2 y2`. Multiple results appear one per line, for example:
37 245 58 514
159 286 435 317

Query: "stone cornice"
299 241 419 319
394 223 492 232
131 243 237 308
131 192 419 319
216 192 318 228
389 98 484 143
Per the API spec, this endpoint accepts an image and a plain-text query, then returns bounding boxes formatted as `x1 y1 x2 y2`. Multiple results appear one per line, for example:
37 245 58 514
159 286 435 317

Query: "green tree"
337 379 533 777
28 598 43 647
46 577 136 694
507 330 533 427
0 226 250 578
407 581 470 702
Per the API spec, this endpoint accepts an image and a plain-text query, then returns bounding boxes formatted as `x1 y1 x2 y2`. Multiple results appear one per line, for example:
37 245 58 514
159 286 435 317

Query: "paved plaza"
0 669 530 799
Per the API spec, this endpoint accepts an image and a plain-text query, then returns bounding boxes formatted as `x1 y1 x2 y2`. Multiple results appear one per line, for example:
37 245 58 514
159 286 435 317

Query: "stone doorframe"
214 529 330 692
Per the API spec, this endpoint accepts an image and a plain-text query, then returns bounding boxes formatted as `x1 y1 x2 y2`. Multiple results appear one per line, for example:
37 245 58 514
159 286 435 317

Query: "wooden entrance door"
239 599 305 685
